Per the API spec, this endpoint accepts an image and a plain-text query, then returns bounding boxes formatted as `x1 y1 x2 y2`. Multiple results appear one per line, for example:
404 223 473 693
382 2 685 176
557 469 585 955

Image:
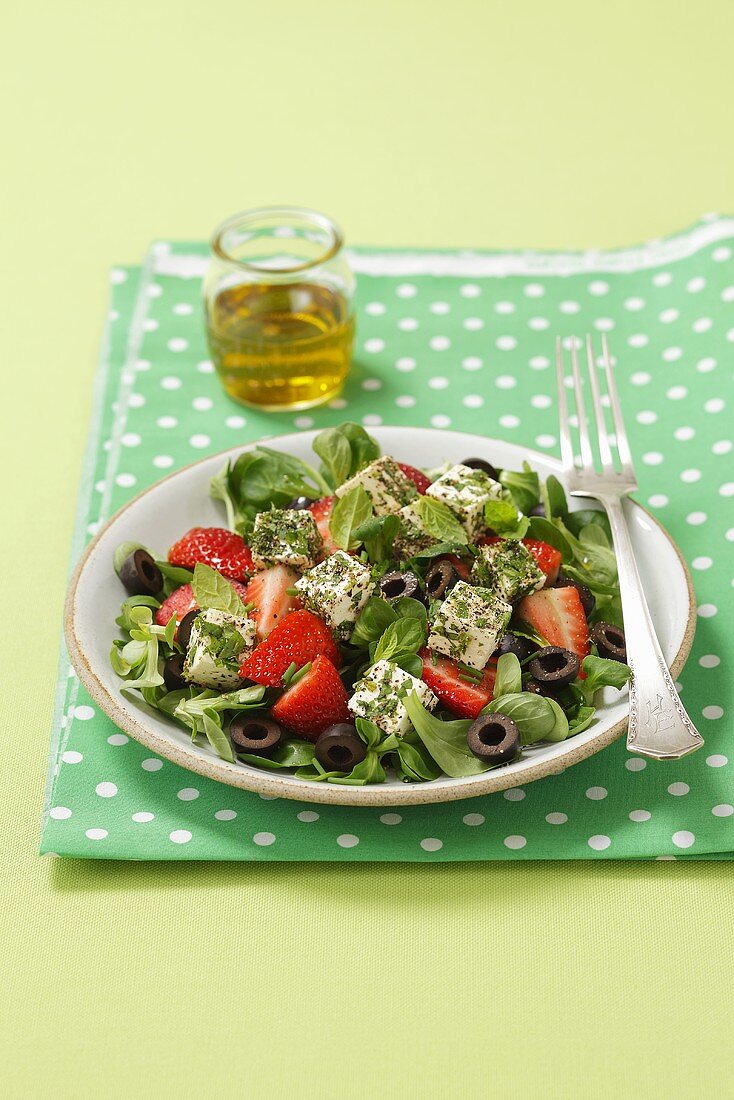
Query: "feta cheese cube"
425 463 502 539
393 500 436 559
471 540 545 602
294 550 374 638
250 508 322 570
348 659 438 738
428 580 511 669
335 455 418 516
183 608 256 690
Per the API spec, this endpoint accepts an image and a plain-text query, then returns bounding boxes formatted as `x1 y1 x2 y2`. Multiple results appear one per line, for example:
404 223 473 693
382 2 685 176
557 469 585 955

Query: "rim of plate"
64 428 697 806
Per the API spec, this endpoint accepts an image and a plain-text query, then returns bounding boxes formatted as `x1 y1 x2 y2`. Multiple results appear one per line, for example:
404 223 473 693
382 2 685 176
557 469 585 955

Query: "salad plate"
64 427 696 806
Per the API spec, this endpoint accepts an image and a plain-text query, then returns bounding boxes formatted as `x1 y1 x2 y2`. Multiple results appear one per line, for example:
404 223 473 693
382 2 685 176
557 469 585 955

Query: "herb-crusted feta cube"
183 608 256 690
348 659 438 737
250 508 322 570
294 550 374 638
425 463 502 539
428 581 511 669
471 540 545 602
393 500 437 559
335 456 418 516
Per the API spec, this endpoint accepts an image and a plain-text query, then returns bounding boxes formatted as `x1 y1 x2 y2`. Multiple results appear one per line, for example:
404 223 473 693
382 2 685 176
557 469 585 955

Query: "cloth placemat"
41 217 733 861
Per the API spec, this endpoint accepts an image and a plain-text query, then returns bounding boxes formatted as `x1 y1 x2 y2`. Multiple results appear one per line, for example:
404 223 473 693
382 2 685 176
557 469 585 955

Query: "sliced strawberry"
515 586 590 670
154 579 249 629
444 553 473 581
168 527 253 581
398 462 431 494
245 565 301 639
308 496 340 557
420 648 497 719
271 655 350 741
521 539 562 583
239 609 341 685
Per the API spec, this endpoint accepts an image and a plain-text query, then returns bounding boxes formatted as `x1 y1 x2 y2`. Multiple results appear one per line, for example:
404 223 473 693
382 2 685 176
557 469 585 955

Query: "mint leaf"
372 617 426 664
329 485 373 550
485 692 558 745
415 496 467 545
312 422 380 488
191 562 247 616
484 500 530 538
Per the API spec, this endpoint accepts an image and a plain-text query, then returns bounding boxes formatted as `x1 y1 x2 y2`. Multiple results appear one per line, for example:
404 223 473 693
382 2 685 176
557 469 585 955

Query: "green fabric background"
4 1 734 1096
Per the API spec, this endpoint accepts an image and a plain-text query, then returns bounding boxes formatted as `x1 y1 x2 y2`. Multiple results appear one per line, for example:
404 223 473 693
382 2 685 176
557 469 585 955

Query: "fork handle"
602 497 704 760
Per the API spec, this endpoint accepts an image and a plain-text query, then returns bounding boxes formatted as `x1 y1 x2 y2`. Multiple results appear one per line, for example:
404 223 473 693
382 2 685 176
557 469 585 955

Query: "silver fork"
556 334 704 760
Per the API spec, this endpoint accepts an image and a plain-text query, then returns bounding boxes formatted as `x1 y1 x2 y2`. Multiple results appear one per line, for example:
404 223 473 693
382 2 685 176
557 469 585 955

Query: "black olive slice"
425 558 461 599
528 645 580 687
380 570 422 602
554 573 596 618
284 496 315 511
495 631 536 662
590 622 627 663
315 723 367 771
119 549 163 597
163 653 187 692
466 714 520 763
461 457 500 481
230 716 283 756
177 609 200 653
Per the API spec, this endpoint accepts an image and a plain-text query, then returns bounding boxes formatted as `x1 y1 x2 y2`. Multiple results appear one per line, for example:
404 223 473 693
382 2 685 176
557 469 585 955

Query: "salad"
110 423 631 786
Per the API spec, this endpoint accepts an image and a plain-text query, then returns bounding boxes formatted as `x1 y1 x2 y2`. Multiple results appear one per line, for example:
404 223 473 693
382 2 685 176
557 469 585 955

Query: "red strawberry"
444 553 473 581
154 579 249 628
420 648 497 719
245 565 301 639
168 527 253 581
271 655 350 741
308 496 340 557
239 609 341 686
399 462 431 494
515 586 590 668
522 539 562 583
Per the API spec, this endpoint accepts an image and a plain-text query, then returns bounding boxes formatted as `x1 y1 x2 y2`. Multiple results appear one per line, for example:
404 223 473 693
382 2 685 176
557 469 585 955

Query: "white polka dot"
659 308 679 324
722 285 734 301
152 455 174 469
189 434 210 449
674 426 695 441
535 434 557 449
629 810 651 822
656 855 677 861
73 705 95 721
531 395 552 409
336 833 359 848
157 416 178 429
693 317 712 333
110 268 127 284
499 414 520 429
686 512 707 525
294 416 314 429
395 357 416 372
504 835 527 850
699 654 720 668
545 812 568 825
594 317 615 331
494 300 515 313
431 414 452 428
143 318 158 331
460 284 481 298
197 360 214 374
712 804 734 818
430 301 450 314
706 754 728 767
672 830 695 849
430 335 451 350
85 828 108 841
636 410 657 425
167 337 188 352
462 394 484 409
680 468 701 483
663 348 683 363
297 810 319 822
624 297 645 311
529 356 550 370
128 393 146 408
668 782 689 796
503 788 525 802
626 757 647 771
109 309 119 321
703 705 724 720
463 317 484 331
705 398 725 413
86 520 101 536
49 806 72 820
161 376 182 390
361 378 382 392
652 271 672 286
94 480 106 493
496 336 517 351
420 838 443 851
192 396 213 412
135 361 151 374
628 334 649 348
251 831 276 846
666 386 687 400
170 830 192 844
726 529 734 542
121 432 141 448
328 398 347 410
215 810 237 821
712 246 731 261
132 812 155 823
177 787 200 801
428 376 449 390
226 415 246 428
523 282 545 298
115 473 137 489
529 317 550 330
696 358 717 375
588 280 609 296
365 301 386 315
395 395 416 408
95 782 118 798
173 302 193 315
496 375 517 389
61 751 83 765
692 556 713 570
380 813 402 825
698 603 717 617
719 482 734 497
107 734 128 746
397 317 418 331
586 786 608 800
141 758 163 771
462 356 483 371
630 372 650 386
462 813 485 826
259 794 277 801
364 337 385 353
396 283 417 298
559 300 580 314
588 835 611 851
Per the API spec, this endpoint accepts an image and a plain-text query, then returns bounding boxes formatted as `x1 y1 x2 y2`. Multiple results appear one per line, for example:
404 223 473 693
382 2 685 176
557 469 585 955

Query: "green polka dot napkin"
41 217 733 861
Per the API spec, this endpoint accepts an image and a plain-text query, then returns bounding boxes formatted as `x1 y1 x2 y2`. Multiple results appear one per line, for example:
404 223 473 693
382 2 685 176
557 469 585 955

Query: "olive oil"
206 281 354 410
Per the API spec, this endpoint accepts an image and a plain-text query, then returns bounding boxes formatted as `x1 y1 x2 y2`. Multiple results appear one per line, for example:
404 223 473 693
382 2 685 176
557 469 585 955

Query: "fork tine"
584 335 615 475
555 337 574 472
600 335 635 476
569 337 594 470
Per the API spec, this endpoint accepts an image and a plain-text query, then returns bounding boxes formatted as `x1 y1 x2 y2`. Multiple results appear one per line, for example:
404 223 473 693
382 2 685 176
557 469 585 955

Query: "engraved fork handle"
602 497 704 760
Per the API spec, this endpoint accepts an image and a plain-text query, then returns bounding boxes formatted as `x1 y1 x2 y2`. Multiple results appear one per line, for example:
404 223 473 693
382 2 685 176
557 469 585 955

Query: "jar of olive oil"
203 207 355 410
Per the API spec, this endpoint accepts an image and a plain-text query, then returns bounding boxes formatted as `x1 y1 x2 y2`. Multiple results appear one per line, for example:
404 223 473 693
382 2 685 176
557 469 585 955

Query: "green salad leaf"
540 474 568 519
372 617 426 666
494 652 523 697
329 485 373 550
581 654 632 698
222 446 331 528
191 562 247 616
396 738 442 782
353 513 401 563
484 499 529 538
500 465 540 514
312 422 380 489
202 708 235 763
404 692 490 777
238 739 316 770
485 692 564 745
415 496 468 545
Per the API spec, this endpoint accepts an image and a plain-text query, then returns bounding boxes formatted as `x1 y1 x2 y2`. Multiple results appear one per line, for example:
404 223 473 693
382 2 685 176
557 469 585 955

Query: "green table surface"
4 1 734 1096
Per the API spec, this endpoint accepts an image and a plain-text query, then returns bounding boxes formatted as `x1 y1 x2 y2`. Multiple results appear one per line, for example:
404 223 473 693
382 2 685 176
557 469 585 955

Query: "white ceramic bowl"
65 428 695 806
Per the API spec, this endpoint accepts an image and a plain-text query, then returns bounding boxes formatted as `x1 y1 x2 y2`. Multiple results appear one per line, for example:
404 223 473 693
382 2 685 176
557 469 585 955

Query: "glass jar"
203 206 355 410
